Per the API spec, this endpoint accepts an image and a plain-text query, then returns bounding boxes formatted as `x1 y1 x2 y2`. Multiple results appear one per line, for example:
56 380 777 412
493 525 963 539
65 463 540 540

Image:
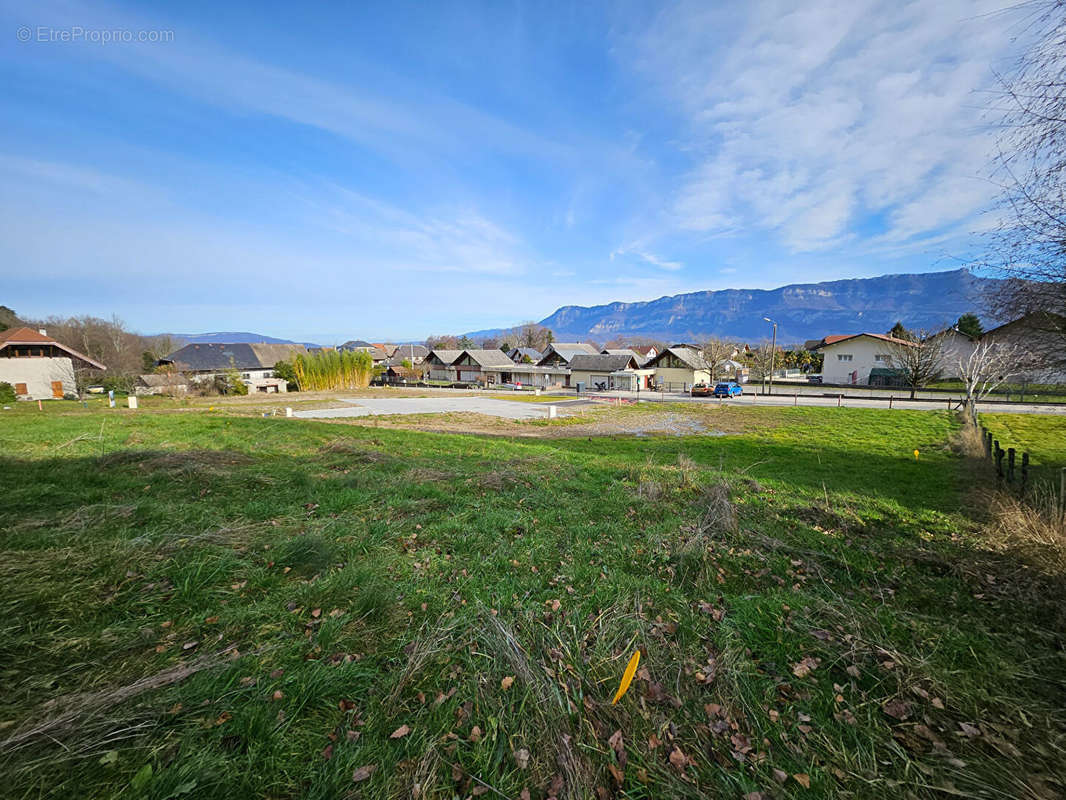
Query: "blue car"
713 381 743 397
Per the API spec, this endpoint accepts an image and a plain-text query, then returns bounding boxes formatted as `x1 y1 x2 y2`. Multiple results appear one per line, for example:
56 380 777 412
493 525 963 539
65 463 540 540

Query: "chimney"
38 329 47 336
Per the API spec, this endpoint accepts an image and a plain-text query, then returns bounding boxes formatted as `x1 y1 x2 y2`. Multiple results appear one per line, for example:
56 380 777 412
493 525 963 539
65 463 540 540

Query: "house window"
874 354 890 362
837 354 853 362
15 382 28 395
242 373 251 379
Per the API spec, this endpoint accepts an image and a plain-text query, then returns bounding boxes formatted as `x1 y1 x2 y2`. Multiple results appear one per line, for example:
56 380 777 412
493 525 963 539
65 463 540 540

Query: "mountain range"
467 269 997 345
171 270 999 348
168 331 322 349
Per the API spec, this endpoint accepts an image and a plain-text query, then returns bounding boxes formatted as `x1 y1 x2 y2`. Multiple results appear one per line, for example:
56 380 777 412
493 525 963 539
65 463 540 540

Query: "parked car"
807 375 823 384
690 383 713 397
713 381 743 397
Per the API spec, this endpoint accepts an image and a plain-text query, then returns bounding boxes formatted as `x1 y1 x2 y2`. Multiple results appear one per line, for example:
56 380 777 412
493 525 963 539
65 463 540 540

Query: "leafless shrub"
676 453 697 487
697 482 738 536
637 480 663 501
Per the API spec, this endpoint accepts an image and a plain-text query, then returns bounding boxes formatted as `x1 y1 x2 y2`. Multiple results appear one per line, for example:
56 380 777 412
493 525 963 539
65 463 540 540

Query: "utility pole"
763 317 777 396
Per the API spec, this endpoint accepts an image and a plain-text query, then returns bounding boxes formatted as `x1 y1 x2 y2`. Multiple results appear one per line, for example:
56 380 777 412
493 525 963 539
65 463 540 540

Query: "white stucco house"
815 333 915 385
0 327 106 399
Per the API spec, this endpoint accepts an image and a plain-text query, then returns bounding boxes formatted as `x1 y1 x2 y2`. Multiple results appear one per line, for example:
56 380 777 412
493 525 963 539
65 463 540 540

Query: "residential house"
569 353 653 391
388 344 429 365
508 347 542 364
0 327 106 399
159 342 306 392
629 345 659 364
814 333 914 385
424 349 463 382
601 348 639 358
643 345 711 390
451 349 516 383
339 340 390 364
537 342 598 367
982 312 1066 383
929 327 977 378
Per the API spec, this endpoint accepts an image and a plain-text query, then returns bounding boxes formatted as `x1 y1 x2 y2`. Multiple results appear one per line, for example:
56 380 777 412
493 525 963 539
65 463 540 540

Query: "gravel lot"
292 396 563 420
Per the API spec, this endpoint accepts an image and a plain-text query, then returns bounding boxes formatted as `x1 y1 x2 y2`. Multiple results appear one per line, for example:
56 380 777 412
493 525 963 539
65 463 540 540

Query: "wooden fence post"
994 441 1004 481
1008 448 1016 484
1021 452 1029 492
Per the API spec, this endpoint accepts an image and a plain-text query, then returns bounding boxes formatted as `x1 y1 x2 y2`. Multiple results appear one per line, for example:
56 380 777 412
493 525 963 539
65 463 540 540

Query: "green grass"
980 412 1066 483
1 404 1065 799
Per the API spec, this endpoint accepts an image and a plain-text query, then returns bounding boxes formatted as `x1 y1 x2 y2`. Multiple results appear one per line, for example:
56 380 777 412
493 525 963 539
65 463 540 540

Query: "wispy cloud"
630 0 1016 253
610 245 683 271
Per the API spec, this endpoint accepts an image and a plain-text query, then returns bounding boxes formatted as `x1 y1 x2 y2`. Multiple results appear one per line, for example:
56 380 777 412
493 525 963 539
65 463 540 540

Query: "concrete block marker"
127 396 138 409
285 407 293 417
548 405 557 419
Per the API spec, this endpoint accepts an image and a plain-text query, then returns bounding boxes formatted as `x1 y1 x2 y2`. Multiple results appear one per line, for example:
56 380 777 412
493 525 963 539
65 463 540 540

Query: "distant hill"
494 269 997 345
168 332 322 349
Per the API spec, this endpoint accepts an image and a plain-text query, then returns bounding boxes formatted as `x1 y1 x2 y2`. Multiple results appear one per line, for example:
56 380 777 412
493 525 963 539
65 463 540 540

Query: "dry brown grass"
984 486 1066 575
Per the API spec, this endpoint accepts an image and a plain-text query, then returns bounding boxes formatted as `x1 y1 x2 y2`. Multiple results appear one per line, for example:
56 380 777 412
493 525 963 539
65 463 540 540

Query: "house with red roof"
813 333 915 385
0 327 106 399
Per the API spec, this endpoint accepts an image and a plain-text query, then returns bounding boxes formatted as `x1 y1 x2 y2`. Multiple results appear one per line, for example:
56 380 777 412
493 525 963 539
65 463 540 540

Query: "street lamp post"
763 317 778 396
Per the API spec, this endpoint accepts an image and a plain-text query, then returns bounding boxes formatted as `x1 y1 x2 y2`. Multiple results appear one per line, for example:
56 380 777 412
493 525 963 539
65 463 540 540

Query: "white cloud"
610 244 683 271
633 0 1016 253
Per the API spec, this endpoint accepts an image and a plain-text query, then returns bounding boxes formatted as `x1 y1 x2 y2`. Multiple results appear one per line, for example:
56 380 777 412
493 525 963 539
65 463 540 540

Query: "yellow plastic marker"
612 650 641 705
914 449 920 461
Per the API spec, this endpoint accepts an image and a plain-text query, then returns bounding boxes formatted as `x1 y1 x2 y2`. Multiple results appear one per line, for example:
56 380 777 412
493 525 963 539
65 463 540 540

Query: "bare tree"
983 2 1066 369
886 330 946 399
699 338 736 381
957 341 1024 423
744 342 777 384
510 323 555 351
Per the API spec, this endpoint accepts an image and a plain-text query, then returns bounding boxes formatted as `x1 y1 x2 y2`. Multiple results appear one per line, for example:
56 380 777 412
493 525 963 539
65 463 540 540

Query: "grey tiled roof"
568 353 639 372
162 342 306 371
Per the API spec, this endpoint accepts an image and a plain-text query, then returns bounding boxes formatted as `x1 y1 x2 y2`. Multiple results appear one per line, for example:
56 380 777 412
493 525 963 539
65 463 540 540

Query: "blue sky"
0 0 1025 343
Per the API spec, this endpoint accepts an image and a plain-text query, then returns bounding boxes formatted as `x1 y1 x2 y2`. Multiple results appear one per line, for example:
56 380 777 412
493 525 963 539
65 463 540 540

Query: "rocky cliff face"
535 270 995 343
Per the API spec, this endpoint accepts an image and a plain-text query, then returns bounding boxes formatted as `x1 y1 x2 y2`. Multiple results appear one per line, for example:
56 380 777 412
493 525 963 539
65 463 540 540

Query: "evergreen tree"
888 321 910 340
956 312 983 339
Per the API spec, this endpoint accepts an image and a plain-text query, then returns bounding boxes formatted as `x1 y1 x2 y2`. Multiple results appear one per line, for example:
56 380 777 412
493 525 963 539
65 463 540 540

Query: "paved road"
292 396 563 420
590 389 1066 415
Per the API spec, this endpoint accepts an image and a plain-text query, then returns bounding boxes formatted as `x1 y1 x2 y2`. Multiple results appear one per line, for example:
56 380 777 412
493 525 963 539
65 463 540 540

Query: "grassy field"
980 412 1066 483
1 402 1064 799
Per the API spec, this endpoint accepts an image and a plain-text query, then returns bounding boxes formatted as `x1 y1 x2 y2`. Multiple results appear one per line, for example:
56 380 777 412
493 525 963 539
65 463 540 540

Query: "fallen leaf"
311 608 322 618
793 773 811 788
322 743 333 760
669 746 687 768
270 669 284 679
214 711 231 725
469 725 482 742
772 768 788 783
958 721 980 738
182 641 199 651
390 724 411 739
611 650 641 705
501 676 514 690
272 690 284 701
352 765 376 782
882 699 912 720
204 616 219 625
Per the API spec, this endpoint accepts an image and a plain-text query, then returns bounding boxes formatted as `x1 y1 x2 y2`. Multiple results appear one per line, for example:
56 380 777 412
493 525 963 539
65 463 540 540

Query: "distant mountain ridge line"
467 269 997 344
